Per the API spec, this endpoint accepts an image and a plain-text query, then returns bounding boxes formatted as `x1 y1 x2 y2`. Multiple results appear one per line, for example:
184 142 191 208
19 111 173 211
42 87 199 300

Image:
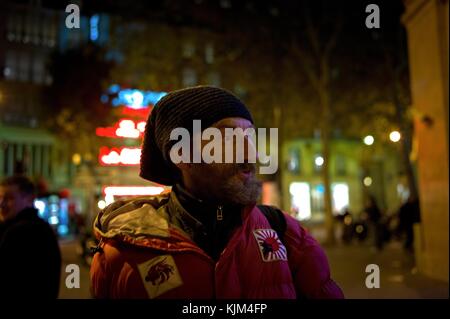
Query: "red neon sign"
121 107 151 119
99 146 142 166
96 119 147 139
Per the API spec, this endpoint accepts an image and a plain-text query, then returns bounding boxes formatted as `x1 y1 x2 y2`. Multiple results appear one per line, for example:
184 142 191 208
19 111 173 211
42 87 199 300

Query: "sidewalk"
58 238 92 299
323 240 448 299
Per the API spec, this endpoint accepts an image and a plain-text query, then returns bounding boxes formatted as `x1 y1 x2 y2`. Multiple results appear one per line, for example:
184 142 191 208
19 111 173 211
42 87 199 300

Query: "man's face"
0 185 33 221
179 117 262 205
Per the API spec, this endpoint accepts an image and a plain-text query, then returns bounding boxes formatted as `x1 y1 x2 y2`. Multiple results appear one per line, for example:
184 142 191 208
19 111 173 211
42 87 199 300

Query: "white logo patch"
137 255 183 298
253 229 287 262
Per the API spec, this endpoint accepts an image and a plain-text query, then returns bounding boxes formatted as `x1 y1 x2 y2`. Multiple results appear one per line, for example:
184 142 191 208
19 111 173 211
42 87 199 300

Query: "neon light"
121 107 151 119
119 89 144 109
96 119 146 139
120 148 141 165
108 84 120 94
96 127 117 138
34 200 46 216
90 14 99 41
99 147 141 166
49 216 59 225
116 119 140 138
103 186 165 204
105 84 166 109
137 121 146 133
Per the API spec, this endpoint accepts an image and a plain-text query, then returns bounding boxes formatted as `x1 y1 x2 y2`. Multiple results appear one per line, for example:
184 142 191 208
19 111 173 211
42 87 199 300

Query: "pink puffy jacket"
90 193 344 299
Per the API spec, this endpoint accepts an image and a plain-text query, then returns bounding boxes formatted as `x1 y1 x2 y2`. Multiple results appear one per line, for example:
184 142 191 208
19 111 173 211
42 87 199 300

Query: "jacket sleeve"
90 242 112 298
283 214 344 299
90 241 152 299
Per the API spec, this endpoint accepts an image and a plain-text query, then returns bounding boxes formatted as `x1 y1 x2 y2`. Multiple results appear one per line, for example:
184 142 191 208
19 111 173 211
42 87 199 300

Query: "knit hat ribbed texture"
140 85 253 185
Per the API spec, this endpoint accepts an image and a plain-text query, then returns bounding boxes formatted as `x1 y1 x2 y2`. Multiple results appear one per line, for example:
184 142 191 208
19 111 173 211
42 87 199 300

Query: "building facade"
402 0 449 282
281 138 408 223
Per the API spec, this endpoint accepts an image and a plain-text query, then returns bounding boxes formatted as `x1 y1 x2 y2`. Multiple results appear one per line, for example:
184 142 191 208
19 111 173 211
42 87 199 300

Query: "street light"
363 176 373 186
363 135 374 145
72 153 82 165
97 200 106 210
315 156 324 166
389 131 401 142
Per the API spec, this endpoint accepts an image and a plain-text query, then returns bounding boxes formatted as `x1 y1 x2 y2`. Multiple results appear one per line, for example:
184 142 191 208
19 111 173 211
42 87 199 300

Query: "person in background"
0 175 61 298
398 195 421 253
363 195 384 251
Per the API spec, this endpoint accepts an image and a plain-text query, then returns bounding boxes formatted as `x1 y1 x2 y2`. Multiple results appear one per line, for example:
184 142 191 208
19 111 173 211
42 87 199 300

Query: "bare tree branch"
304 10 321 57
323 15 342 61
291 37 321 91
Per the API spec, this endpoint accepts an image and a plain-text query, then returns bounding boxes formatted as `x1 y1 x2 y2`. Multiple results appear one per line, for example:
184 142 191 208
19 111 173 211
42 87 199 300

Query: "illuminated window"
289 182 311 220
311 184 325 213
332 183 349 214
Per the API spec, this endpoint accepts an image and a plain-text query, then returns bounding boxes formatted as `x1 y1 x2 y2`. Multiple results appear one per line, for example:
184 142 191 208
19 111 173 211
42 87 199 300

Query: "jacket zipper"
216 205 223 221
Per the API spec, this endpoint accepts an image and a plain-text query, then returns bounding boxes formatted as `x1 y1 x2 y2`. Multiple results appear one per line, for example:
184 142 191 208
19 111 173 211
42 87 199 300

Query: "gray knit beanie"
140 86 254 185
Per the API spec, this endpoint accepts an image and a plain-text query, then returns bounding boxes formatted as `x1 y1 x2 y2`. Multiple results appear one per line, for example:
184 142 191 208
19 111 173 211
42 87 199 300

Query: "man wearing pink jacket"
90 86 344 299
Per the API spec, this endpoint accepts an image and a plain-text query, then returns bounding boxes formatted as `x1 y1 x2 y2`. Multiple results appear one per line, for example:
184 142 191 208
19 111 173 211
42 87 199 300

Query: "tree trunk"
320 86 335 245
395 103 418 200
385 28 419 201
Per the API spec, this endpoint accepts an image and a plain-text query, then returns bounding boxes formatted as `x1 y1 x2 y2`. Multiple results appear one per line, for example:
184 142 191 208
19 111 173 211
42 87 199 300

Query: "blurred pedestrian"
398 195 421 252
90 86 344 299
363 195 384 250
0 175 61 298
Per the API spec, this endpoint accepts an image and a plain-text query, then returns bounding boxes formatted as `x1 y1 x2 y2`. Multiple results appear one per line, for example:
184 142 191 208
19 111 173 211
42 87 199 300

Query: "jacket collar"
168 184 257 260
170 184 247 230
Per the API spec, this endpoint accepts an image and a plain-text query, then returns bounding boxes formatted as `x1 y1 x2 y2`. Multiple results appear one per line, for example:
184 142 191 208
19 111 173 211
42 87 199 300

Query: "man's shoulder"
102 193 171 215
3 216 53 238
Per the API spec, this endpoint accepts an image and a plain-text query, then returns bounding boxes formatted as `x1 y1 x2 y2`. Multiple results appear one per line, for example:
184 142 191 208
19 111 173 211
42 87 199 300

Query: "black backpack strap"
257 205 287 244
258 205 308 299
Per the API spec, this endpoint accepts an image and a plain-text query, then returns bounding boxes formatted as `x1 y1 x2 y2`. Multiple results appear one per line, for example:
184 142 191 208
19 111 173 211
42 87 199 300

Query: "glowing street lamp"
389 131 401 142
315 156 324 167
363 135 374 146
363 176 373 187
